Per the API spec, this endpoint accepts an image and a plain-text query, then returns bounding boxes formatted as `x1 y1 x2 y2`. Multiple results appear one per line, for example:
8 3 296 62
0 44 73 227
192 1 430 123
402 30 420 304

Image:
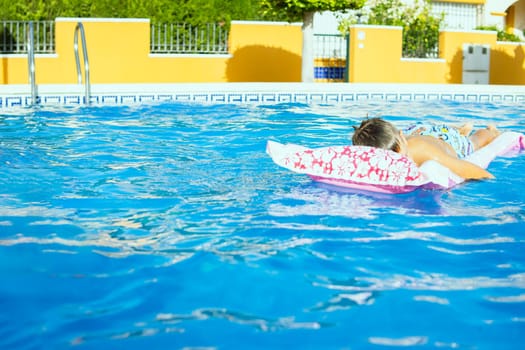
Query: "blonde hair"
352 117 401 152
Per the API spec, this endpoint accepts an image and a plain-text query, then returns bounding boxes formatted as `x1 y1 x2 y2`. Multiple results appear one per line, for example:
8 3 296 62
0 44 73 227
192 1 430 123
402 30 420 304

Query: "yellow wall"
52 19 152 83
0 18 302 84
399 59 448 83
1 18 524 85
348 25 447 84
227 21 302 82
439 30 496 83
491 42 525 84
348 25 402 82
1 56 27 84
347 25 524 84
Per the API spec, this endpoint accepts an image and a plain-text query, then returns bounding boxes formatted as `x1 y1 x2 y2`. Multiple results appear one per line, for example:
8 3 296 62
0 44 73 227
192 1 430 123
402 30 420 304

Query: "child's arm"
435 155 494 179
408 137 494 180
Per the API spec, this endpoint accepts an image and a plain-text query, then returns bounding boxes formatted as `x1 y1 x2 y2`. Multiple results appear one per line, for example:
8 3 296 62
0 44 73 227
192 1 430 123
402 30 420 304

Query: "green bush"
339 0 443 58
0 0 267 25
400 1 442 58
260 0 365 22
476 25 522 42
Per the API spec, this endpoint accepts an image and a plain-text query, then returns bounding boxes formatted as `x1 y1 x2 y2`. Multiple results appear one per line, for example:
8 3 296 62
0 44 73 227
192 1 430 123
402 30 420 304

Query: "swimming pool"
1 96 524 349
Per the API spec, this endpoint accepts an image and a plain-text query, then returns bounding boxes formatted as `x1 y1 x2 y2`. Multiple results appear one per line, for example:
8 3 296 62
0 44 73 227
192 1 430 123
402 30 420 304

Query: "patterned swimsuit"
403 123 474 159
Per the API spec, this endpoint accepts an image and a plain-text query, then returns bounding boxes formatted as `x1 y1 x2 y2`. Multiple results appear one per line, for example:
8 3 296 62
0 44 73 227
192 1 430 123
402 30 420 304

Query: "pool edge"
1 83 524 107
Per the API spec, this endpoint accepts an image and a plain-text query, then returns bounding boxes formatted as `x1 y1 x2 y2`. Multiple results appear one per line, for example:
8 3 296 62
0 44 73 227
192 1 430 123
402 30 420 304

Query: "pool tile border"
1 83 524 108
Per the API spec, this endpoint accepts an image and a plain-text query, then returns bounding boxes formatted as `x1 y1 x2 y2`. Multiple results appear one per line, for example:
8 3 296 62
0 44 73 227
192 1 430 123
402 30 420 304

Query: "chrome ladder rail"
27 21 37 105
74 22 91 104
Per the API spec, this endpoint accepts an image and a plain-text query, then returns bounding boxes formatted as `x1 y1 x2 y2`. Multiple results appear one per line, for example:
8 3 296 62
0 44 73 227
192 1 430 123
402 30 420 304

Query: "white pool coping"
1 83 524 108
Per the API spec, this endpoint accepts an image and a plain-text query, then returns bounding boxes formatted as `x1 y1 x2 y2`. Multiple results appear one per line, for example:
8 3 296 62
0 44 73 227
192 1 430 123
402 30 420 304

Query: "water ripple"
314 272 525 292
369 336 428 346
1 100 524 349
155 308 325 332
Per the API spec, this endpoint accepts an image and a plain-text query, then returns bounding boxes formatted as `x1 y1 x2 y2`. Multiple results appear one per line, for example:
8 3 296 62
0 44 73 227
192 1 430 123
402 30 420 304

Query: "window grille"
432 1 481 30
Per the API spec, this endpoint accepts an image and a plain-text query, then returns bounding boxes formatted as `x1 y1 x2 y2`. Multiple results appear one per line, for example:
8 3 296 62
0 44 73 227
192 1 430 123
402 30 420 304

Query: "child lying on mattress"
351 118 501 180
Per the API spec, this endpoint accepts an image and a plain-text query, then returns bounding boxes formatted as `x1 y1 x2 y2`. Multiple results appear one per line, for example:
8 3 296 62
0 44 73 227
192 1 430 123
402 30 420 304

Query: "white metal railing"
150 23 229 54
1 20 54 54
74 22 91 104
432 1 481 30
314 34 348 59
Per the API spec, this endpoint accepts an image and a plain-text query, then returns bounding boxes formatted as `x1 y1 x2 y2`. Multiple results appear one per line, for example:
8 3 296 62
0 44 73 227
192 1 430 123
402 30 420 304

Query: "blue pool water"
0 100 524 349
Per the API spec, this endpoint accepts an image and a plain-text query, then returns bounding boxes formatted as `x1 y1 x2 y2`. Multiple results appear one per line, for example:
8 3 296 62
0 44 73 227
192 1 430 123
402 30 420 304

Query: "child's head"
352 117 402 152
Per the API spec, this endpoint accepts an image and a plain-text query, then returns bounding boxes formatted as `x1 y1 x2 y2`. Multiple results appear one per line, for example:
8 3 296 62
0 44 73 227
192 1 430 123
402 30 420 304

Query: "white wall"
482 0 515 29
313 1 525 34
313 11 341 34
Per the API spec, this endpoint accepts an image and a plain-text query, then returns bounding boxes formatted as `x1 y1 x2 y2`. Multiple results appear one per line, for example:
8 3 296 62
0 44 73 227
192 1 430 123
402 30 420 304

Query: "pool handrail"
26 21 37 105
74 22 91 104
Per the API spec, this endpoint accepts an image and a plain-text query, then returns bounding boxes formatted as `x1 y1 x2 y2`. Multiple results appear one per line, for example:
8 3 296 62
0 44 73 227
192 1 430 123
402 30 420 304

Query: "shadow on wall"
447 50 463 84
448 45 525 84
226 45 301 82
490 45 525 84
1 58 7 84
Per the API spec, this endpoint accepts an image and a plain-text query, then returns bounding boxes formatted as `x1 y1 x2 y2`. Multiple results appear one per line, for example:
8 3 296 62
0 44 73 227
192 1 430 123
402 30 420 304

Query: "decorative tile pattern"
102 95 118 104
174 94 191 102
6 96 23 107
314 67 345 80
139 95 156 103
1 88 525 108
121 95 138 104
294 94 309 104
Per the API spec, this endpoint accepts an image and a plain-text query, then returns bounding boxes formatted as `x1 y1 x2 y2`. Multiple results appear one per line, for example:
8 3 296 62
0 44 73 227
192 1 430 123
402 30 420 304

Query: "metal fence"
314 34 347 59
402 41 439 59
150 23 229 54
0 21 229 55
313 34 347 82
0 21 55 54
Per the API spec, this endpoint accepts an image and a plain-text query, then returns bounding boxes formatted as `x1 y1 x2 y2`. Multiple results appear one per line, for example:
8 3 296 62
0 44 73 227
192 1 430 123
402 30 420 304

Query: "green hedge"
476 26 522 42
0 0 268 25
